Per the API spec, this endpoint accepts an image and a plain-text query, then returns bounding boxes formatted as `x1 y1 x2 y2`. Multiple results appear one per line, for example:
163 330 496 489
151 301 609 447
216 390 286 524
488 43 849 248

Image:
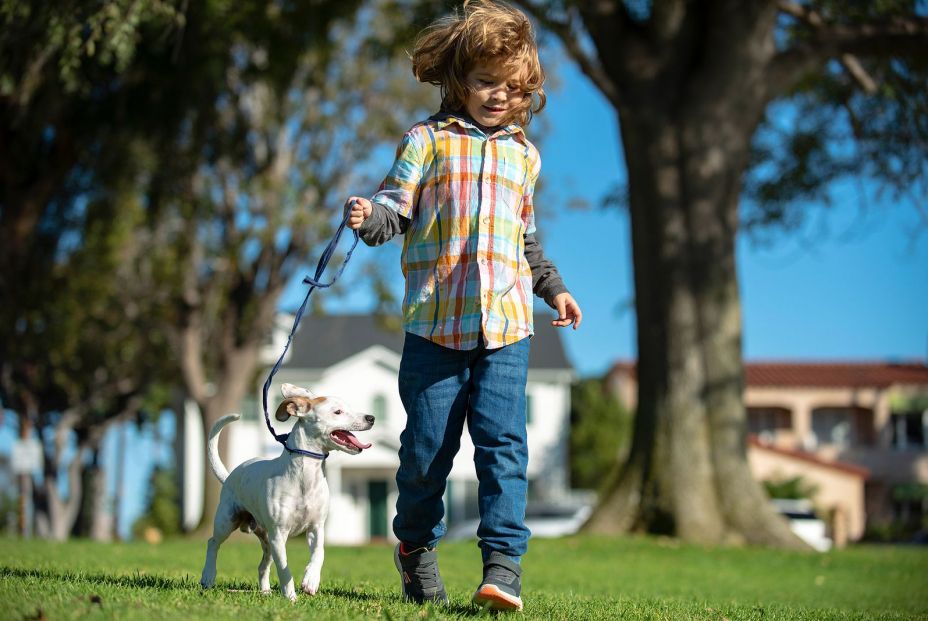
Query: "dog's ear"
308 396 326 409
281 383 316 400
275 398 297 422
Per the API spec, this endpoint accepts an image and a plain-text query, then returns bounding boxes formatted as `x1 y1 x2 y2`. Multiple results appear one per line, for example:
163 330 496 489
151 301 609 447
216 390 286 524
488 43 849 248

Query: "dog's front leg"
301 523 325 595
269 529 297 601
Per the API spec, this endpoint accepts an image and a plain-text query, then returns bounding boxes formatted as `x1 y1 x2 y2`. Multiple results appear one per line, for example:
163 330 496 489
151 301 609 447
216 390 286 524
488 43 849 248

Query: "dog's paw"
302 568 321 595
200 573 215 589
282 586 298 602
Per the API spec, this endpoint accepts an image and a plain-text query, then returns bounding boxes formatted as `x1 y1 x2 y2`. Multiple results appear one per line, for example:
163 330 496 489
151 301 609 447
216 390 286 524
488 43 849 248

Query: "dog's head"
275 383 374 455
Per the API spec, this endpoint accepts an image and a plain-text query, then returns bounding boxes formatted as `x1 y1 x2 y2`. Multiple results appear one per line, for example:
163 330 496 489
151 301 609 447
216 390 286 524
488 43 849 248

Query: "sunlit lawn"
1 534 925 620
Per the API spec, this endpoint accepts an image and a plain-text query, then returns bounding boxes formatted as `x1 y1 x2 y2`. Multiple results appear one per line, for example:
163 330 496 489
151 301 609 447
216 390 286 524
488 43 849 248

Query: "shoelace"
406 553 443 594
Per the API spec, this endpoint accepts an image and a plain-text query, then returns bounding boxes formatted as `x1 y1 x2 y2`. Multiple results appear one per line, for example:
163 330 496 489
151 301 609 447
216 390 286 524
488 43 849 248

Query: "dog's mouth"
330 430 372 452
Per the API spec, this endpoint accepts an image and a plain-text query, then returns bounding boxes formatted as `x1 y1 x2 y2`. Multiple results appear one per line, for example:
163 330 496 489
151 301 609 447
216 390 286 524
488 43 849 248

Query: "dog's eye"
334 409 343 415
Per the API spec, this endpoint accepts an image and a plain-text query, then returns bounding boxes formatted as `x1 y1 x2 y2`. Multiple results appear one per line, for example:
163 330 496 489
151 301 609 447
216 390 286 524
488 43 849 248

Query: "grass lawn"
1 534 925 620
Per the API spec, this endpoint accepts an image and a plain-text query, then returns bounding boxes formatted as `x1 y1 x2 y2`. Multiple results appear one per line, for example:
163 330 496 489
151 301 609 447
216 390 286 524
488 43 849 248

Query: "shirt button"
482 216 490 224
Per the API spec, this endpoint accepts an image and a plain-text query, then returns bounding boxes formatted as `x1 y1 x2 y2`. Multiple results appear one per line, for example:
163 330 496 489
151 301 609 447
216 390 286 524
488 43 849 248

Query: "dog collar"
279 433 328 460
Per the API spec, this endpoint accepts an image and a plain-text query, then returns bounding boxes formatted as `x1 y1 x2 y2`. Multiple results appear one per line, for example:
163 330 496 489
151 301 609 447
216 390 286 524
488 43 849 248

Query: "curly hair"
411 0 546 126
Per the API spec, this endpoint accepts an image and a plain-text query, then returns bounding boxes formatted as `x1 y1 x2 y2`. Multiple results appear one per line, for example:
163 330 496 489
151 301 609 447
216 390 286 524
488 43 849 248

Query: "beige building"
605 361 928 544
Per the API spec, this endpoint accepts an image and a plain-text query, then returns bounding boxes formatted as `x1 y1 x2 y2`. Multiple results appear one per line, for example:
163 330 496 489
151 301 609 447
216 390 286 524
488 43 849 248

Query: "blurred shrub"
762 475 819 500
132 466 180 540
569 378 632 491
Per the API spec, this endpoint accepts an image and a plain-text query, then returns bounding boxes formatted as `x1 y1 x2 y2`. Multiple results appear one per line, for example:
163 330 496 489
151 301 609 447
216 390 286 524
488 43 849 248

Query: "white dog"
199 382 374 600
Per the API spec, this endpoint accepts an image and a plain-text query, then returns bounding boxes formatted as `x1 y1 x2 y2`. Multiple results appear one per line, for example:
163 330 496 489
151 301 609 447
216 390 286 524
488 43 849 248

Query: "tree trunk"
196 346 261 532
586 87 805 548
87 448 113 542
542 1 808 548
44 415 86 541
17 409 34 537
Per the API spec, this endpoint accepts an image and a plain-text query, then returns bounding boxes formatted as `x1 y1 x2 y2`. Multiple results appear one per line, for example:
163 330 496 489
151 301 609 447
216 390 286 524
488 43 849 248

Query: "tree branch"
769 4 928 99
177 233 209 404
512 1 622 107
650 0 688 43
839 53 877 94
777 1 824 27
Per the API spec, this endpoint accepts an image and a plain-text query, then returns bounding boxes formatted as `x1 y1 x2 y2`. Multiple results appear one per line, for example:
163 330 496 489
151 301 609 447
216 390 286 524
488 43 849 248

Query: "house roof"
283 314 572 371
745 362 928 388
747 436 870 478
607 360 928 389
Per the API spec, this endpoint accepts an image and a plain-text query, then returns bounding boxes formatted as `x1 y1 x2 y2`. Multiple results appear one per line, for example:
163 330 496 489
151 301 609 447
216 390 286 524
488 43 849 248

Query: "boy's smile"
464 63 525 128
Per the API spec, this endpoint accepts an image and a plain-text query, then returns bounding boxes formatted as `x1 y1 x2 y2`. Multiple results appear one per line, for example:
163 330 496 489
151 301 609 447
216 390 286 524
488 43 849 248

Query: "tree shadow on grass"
3 566 483 615
1 566 238 592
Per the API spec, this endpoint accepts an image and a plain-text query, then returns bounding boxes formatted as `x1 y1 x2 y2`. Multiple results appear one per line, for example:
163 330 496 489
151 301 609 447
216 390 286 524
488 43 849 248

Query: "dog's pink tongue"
334 430 372 450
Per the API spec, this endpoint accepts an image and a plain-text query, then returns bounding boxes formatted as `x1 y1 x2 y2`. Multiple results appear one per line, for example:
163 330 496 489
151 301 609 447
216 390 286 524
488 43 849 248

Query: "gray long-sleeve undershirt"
358 201 569 308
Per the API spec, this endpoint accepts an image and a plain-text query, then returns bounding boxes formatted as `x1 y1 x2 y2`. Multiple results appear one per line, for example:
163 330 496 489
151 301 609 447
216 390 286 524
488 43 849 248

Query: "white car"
445 501 593 541
771 498 833 552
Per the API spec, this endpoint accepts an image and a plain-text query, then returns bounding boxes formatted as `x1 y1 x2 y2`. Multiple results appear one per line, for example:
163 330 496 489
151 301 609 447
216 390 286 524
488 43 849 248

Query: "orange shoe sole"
472 584 524 611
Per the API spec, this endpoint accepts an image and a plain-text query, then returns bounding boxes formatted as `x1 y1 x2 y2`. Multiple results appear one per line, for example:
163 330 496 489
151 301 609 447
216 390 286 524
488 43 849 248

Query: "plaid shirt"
371 113 540 350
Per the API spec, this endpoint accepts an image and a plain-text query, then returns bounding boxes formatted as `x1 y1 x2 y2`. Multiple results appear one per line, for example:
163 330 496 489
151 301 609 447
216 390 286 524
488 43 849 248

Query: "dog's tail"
207 413 240 484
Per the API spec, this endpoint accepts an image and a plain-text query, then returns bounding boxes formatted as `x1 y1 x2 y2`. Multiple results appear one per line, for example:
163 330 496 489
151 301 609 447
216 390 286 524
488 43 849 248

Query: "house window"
525 393 533 425
372 394 387 422
747 407 792 437
811 407 875 448
891 411 928 450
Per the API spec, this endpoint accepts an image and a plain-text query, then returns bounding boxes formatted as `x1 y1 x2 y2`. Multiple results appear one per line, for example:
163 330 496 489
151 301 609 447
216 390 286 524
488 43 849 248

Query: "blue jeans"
393 332 530 562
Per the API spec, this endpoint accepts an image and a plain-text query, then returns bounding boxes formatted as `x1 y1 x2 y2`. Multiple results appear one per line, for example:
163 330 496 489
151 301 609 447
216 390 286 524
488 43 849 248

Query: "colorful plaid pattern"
372 113 540 350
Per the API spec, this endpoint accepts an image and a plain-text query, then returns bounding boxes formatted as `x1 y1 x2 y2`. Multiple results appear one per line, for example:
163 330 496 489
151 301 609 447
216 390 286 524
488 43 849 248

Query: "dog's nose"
365 415 375 424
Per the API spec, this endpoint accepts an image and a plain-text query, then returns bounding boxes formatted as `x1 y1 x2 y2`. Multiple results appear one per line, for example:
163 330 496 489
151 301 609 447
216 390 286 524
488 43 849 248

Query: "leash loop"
261 208 360 459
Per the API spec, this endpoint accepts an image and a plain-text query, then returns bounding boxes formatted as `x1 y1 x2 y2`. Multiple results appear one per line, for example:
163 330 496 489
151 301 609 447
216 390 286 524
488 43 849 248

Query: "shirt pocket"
494 150 529 224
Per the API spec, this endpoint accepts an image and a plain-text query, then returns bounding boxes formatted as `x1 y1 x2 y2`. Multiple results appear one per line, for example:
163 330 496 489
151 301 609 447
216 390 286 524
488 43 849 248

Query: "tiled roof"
607 360 928 388
745 362 928 388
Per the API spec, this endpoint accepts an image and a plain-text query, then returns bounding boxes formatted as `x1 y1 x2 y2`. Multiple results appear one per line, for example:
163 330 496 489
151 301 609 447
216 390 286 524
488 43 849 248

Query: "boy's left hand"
551 293 582 329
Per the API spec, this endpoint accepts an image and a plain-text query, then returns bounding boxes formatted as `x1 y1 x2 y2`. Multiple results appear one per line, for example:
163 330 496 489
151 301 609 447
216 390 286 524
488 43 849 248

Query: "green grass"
1 534 925 620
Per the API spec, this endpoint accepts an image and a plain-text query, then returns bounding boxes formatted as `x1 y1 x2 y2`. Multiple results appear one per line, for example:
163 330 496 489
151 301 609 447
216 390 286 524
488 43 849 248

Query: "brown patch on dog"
274 396 327 421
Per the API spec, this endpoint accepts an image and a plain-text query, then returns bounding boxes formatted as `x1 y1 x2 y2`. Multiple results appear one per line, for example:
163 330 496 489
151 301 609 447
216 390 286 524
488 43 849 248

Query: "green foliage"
763 475 820 501
132 467 181 539
569 378 632 491
1 537 927 619
744 0 928 236
0 0 182 101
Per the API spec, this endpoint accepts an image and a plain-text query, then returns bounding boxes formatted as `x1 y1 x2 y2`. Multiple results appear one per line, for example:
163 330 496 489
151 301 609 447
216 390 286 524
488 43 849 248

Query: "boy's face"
464 62 525 128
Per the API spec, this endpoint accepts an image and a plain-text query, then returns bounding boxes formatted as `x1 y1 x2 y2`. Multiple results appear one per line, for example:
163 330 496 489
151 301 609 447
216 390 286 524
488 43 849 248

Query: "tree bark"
578 2 806 547
585 103 803 547
43 411 85 541
194 344 262 532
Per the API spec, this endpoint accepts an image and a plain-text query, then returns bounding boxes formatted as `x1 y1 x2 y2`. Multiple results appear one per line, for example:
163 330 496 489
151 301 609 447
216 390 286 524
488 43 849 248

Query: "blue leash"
262 208 360 460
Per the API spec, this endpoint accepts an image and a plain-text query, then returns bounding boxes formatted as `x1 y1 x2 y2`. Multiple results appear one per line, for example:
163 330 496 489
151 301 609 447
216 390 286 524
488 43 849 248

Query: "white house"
180 314 576 544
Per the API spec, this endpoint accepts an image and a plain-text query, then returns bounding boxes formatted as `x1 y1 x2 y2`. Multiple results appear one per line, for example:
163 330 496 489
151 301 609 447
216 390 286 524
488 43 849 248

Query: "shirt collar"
429 109 525 140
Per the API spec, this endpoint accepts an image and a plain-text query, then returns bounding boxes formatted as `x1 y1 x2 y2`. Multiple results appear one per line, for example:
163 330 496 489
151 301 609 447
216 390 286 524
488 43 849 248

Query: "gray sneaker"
394 543 449 605
472 551 523 611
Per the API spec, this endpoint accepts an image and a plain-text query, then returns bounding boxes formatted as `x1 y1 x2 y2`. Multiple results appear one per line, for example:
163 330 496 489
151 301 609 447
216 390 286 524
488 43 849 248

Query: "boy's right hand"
345 196 372 230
